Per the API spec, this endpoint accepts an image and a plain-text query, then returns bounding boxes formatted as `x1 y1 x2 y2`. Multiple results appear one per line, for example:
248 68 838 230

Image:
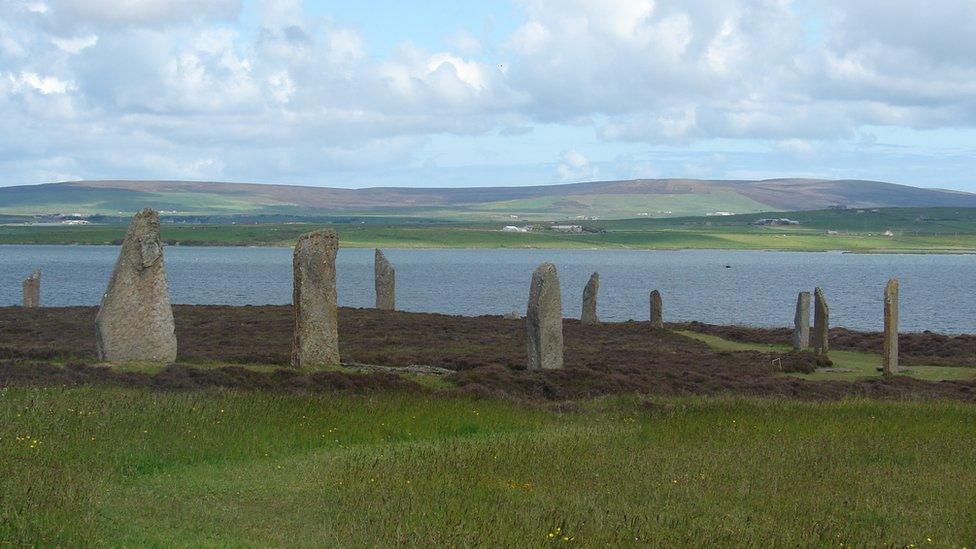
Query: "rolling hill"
1 178 975 220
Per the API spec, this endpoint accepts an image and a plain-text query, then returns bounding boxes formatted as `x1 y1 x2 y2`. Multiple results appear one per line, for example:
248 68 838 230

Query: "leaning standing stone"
526 262 563 370
792 291 811 350
292 230 340 369
811 287 829 355
22 269 40 308
580 272 599 325
882 278 899 375
95 208 177 363
374 249 395 310
649 290 664 329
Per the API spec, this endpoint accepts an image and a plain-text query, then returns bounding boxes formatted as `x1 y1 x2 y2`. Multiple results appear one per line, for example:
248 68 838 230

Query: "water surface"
0 245 973 333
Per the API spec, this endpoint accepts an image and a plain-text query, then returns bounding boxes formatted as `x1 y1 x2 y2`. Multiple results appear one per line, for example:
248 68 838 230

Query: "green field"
415 191 775 221
2 387 974 546
2 216 976 253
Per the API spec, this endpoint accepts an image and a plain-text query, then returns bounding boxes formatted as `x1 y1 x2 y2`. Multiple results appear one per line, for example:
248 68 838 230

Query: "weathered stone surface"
580 272 600 325
882 278 899 375
374 249 395 311
292 230 340 368
95 209 177 363
649 290 664 329
792 291 811 350
811 287 829 355
22 269 40 308
526 262 563 370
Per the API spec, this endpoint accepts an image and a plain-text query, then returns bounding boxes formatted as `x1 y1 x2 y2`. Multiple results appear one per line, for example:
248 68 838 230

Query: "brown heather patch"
0 305 974 401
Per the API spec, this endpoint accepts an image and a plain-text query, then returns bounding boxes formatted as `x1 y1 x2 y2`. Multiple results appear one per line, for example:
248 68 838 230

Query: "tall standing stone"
22 269 40 308
811 287 829 355
580 272 600 325
882 278 899 376
95 208 177 363
374 249 395 311
526 262 563 370
292 230 340 369
792 291 811 350
649 290 664 329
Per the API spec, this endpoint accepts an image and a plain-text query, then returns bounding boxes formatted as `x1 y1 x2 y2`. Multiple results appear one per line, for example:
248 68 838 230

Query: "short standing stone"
95 209 177 363
580 272 600 325
811 287 829 355
882 278 899 375
526 262 563 370
649 290 664 329
22 269 40 308
792 291 811 350
292 230 340 368
374 249 395 310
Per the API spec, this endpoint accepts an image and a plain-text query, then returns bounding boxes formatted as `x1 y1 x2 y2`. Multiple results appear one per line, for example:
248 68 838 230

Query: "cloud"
555 150 598 182
2 0 976 188
49 0 241 28
51 34 97 53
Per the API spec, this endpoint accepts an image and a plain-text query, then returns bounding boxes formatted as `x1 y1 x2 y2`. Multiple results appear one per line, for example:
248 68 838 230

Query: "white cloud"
12 72 73 94
50 0 240 28
555 150 598 182
2 0 976 187
51 34 98 54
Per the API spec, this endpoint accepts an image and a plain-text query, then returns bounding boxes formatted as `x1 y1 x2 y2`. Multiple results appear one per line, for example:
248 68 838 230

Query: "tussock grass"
2 387 974 545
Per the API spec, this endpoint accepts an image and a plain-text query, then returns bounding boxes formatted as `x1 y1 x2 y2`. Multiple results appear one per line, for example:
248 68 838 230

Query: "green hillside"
3 178 976 220
417 191 773 221
2 207 975 252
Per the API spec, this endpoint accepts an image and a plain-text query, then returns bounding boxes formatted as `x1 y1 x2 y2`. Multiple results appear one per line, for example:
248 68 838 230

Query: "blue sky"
1 0 976 191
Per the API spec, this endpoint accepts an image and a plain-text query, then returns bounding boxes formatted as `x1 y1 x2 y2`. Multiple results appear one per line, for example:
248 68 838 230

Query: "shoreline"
1 241 974 255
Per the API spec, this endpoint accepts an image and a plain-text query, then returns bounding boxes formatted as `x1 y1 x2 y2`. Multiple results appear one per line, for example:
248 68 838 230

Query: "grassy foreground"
2 387 974 546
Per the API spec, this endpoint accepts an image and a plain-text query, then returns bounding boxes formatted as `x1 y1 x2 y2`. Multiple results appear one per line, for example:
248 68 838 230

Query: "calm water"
0 245 973 334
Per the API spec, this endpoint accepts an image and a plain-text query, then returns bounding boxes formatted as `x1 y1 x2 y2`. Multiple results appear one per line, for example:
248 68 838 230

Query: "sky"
1 0 976 191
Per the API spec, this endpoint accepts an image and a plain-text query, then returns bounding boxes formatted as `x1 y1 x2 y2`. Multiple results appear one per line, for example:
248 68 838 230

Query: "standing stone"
649 290 664 329
292 230 340 369
882 278 899 375
792 291 811 350
811 287 829 355
580 272 600 325
374 249 395 311
22 269 40 308
526 262 563 370
95 209 177 363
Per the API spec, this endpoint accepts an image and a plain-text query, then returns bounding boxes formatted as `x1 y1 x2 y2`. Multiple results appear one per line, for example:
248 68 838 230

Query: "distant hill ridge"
1 178 975 219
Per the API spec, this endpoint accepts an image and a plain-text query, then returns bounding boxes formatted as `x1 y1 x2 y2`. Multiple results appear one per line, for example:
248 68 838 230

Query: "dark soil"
1 305 974 401
678 321 976 367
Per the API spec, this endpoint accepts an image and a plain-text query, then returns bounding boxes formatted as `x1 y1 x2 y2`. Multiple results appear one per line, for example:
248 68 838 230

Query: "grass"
424 191 774 220
2 221 976 252
680 330 976 381
2 386 975 546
